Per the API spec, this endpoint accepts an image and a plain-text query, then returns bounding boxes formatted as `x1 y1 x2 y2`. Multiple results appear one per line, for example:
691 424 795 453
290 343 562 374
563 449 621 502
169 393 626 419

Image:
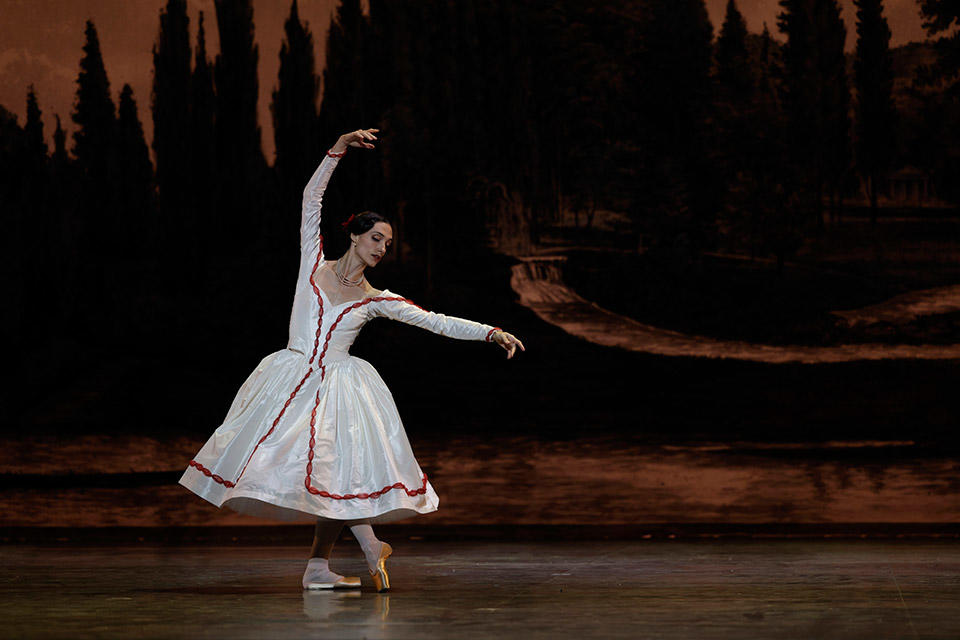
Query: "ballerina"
179 128 525 591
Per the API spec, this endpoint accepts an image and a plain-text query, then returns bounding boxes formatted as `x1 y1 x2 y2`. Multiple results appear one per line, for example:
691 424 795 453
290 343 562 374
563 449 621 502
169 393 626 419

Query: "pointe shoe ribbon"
370 542 392 592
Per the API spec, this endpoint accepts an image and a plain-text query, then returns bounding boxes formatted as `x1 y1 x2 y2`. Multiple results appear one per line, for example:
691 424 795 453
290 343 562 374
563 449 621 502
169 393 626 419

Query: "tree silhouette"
854 0 896 224
189 10 218 287
212 0 279 340
213 0 268 256
52 113 68 166
715 2 759 255
19 87 53 345
24 85 48 161
48 112 78 328
716 0 751 97
271 0 319 230
117 84 157 269
0 106 29 372
778 0 851 228
117 83 158 342
71 19 121 335
819 0 852 224
151 0 193 291
727 24 803 270
214 0 266 177
636 0 716 258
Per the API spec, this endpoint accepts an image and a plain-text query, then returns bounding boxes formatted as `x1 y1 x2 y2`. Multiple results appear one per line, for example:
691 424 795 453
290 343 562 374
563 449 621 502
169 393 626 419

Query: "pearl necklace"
334 260 364 287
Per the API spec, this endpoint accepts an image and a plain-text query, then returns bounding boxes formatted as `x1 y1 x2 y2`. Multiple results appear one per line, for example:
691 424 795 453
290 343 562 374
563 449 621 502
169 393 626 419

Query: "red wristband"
485 327 502 342
326 148 346 158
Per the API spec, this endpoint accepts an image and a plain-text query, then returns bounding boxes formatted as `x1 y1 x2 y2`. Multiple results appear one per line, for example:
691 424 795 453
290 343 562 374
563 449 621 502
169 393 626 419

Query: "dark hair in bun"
341 211 391 236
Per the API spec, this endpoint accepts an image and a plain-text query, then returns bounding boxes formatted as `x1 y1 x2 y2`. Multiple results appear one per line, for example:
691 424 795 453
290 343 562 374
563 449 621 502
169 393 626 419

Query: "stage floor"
3 540 959 639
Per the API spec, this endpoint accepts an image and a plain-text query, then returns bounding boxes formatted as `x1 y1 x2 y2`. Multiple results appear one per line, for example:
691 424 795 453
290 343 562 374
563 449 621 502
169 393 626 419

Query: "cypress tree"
0 107 28 362
71 19 121 332
715 0 753 182
213 0 275 337
189 10 218 285
271 0 319 214
151 0 191 220
117 84 155 237
24 85 48 162
854 0 896 224
778 0 818 189
72 21 118 176
213 0 267 256
778 0 851 228
21 86 52 342
213 0 266 176
117 84 158 323
819 0 852 224
716 0 751 98
637 0 716 256
715 2 758 255
49 112 78 323
51 114 68 167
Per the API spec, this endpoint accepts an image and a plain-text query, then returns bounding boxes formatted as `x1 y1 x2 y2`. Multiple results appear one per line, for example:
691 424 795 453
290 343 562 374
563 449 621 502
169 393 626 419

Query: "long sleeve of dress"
300 154 341 266
371 295 501 342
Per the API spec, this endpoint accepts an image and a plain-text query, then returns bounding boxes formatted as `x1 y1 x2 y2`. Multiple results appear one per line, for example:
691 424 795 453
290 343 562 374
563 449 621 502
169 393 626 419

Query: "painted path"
510 256 960 364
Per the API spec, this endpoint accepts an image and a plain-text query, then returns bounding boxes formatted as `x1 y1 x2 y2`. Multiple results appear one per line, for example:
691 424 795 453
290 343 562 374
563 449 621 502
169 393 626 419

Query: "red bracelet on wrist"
485 327 502 342
326 148 346 158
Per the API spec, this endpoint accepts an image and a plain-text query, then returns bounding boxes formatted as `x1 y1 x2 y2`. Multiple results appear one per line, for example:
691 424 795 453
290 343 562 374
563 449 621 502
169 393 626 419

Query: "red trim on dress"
228 235 329 486
189 234 329 490
304 295 430 498
189 460 236 488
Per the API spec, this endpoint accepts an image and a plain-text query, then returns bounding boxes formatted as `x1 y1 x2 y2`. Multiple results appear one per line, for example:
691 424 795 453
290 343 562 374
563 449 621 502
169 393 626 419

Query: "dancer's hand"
492 330 525 359
331 129 379 153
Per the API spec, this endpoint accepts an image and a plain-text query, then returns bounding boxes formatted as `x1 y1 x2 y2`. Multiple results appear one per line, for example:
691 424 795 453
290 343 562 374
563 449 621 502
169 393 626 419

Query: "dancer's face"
354 222 393 267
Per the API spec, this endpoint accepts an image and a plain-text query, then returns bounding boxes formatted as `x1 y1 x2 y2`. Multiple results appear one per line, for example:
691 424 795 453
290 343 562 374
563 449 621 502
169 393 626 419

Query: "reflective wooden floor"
2 540 959 639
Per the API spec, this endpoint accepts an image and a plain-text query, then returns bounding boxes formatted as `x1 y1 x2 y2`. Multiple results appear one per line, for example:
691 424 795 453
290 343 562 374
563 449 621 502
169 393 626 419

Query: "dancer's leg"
310 519 344 559
346 519 386 572
346 519 392 592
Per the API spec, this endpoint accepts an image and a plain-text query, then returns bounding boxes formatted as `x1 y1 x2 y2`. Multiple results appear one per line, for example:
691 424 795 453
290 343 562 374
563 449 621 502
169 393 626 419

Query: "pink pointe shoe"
370 541 393 592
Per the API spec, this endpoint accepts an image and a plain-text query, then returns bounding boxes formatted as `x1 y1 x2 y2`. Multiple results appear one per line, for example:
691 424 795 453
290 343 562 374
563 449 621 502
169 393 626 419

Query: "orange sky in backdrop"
0 0 932 164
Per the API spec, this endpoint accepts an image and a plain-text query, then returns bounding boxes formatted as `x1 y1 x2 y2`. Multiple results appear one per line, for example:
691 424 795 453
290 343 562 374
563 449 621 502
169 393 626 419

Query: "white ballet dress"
179 152 501 524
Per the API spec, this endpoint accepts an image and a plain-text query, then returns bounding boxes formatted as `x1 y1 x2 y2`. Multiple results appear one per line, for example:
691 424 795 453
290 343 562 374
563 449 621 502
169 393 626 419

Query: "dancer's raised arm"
300 129 379 265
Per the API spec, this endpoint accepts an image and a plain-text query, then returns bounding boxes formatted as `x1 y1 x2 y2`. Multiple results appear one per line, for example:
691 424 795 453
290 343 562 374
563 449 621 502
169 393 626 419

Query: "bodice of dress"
286 154 500 362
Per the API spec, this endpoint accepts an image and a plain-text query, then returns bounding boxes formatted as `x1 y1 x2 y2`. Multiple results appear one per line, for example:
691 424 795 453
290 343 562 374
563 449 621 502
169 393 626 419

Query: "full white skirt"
179 349 439 524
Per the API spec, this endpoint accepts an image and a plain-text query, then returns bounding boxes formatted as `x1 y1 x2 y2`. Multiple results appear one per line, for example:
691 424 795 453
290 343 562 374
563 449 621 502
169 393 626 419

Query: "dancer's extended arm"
372 297 525 358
